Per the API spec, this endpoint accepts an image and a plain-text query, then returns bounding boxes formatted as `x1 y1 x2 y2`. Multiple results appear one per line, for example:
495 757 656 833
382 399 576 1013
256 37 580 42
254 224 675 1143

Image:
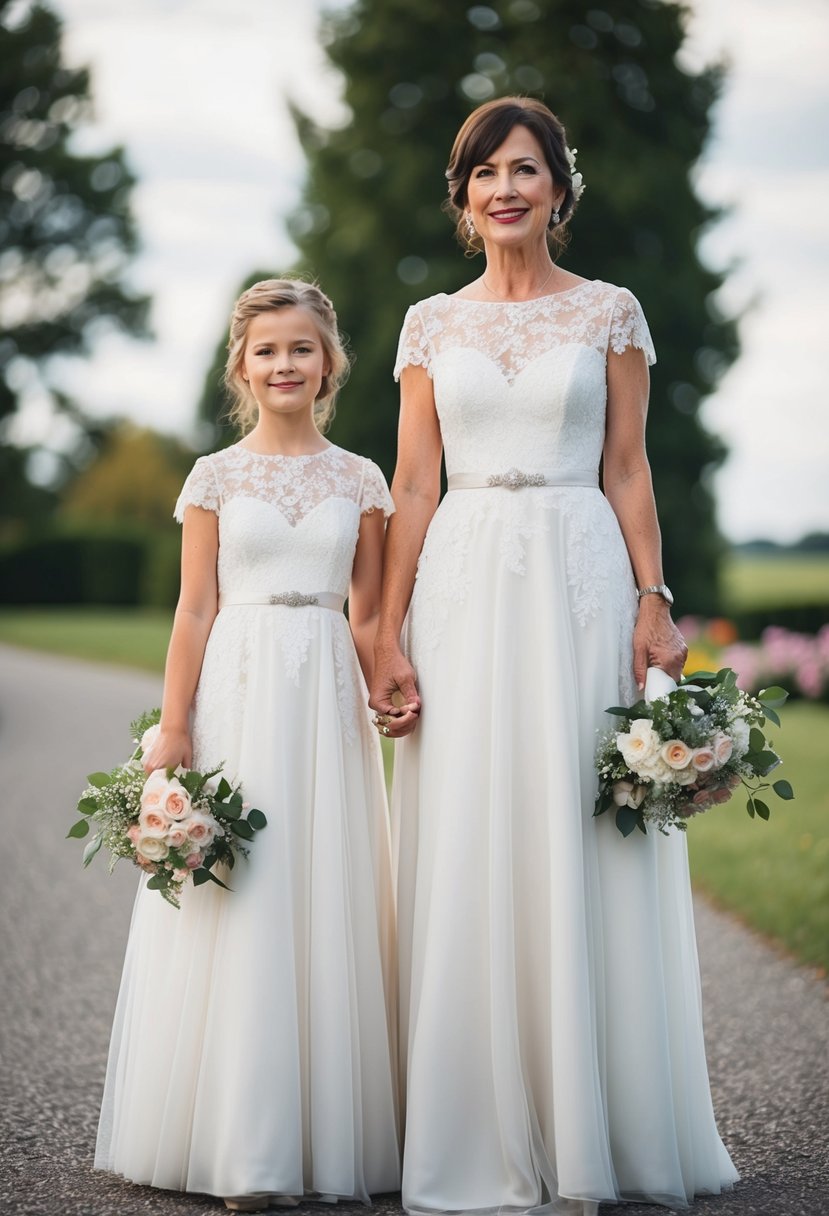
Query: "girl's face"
465 125 562 251
242 308 330 421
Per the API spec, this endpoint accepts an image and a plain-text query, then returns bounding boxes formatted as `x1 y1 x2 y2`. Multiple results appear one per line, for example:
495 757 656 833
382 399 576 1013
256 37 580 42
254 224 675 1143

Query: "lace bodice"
393 280 655 476
174 444 394 601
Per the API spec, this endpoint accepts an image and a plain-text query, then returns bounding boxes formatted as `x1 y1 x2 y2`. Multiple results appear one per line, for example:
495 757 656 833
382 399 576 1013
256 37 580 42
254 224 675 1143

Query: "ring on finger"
382 726 391 737
374 713 391 726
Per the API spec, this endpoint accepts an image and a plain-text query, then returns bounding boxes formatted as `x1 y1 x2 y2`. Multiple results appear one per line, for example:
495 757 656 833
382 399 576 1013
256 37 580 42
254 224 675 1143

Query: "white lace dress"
95 444 401 1202
392 282 739 1215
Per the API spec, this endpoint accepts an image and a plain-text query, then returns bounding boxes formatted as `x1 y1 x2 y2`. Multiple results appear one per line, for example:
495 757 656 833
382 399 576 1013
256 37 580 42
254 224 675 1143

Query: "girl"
95 279 401 1211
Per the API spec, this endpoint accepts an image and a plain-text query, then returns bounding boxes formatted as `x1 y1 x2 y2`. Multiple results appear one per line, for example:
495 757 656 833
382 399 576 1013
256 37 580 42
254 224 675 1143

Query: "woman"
370 98 739 1214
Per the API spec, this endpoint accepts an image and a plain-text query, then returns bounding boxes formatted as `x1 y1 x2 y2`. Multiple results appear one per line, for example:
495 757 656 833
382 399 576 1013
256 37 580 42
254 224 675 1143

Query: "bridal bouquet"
68 709 267 907
594 668 793 836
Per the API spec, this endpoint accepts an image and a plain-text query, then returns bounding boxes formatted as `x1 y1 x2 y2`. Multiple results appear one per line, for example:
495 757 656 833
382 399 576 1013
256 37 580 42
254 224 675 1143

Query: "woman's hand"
632 597 688 689
370 636 421 738
142 728 192 775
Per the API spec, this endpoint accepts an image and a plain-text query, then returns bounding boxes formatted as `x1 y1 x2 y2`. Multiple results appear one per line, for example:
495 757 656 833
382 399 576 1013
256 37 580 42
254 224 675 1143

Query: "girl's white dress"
95 444 401 1202
392 283 739 1215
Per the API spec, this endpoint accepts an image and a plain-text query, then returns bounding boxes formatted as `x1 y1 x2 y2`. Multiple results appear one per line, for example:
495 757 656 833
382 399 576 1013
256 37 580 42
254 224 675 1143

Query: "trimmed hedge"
730 603 829 641
0 530 180 608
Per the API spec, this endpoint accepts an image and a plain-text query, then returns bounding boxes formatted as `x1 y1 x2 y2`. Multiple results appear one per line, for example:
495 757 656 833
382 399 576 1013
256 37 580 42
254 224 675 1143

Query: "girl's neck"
241 415 330 458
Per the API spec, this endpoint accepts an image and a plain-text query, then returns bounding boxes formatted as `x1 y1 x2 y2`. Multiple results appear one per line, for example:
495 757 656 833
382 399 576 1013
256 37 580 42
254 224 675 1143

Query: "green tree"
202 0 737 612
0 0 149 534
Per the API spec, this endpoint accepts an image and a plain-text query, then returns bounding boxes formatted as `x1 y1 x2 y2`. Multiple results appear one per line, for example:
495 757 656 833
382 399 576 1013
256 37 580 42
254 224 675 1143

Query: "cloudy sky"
15 0 829 542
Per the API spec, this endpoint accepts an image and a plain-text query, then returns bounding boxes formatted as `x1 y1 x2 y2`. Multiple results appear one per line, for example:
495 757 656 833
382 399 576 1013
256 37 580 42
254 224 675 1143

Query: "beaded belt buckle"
487 468 547 490
268 591 319 607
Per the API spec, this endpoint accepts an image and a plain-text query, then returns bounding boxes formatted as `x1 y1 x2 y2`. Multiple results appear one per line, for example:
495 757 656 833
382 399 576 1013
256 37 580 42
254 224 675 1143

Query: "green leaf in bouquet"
605 706 634 718
82 832 104 867
87 771 113 788
180 770 202 796
146 874 165 890
77 796 99 815
67 818 90 839
761 705 781 728
216 777 232 800
220 800 242 821
204 869 231 891
773 779 794 800
227 789 244 809
759 686 789 708
615 806 644 837
754 798 771 821
683 670 719 684
246 808 267 832
754 750 782 777
231 819 255 841
192 868 211 886
746 798 756 818
749 727 766 754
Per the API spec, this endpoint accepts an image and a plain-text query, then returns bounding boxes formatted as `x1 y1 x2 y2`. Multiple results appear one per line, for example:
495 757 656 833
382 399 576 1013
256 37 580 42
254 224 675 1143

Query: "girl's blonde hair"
224 278 350 434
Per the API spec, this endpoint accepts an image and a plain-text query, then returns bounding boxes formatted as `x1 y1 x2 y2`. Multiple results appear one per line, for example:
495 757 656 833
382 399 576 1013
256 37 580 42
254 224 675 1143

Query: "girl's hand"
632 597 688 689
370 639 421 738
142 728 192 774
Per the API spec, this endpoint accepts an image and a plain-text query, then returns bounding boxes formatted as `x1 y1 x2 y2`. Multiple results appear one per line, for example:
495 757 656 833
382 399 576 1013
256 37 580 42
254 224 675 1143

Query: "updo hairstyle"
445 97 579 257
224 278 350 434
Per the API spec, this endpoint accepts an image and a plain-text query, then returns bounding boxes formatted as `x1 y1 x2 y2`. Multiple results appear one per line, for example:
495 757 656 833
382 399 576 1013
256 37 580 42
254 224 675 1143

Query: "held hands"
633 596 688 689
369 639 421 739
142 727 192 775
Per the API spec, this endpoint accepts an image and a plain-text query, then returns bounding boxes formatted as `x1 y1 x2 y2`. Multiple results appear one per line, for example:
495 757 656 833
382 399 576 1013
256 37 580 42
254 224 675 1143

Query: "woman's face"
464 125 563 252
241 307 330 421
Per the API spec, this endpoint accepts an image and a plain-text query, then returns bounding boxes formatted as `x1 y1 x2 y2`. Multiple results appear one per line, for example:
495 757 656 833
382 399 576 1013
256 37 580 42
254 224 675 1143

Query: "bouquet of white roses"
594 668 793 836
68 709 267 907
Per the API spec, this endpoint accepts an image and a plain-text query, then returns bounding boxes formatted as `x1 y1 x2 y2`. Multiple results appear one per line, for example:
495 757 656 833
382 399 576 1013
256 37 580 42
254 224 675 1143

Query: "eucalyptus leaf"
746 798 756 819
762 705 781 728
221 801 241 821
67 818 90 839
615 807 642 837
749 727 766 754
246 808 267 832
754 799 771 821
231 819 254 841
146 875 164 890
606 706 633 717
82 833 104 867
77 796 98 815
192 868 211 887
759 686 789 708
86 771 112 788
773 779 794 800
216 777 232 800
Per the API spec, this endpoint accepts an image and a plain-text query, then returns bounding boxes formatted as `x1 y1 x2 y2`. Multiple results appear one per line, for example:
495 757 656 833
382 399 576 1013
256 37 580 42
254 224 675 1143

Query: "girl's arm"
142 506 219 772
348 507 386 687
603 344 688 687
369 363 443 736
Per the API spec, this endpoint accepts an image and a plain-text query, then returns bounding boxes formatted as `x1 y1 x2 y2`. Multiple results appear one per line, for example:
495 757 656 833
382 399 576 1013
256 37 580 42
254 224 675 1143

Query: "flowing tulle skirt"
393 489 738 1214
96 608 401 1200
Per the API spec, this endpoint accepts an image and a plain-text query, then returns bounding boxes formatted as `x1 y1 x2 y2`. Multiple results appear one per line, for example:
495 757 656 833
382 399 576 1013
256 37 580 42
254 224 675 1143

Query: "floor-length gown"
391 283 739 1214
95 445 401 1202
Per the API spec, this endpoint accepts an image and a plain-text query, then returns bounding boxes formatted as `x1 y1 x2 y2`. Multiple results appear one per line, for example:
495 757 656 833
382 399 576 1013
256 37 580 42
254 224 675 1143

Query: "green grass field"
1 598 826 973
723 553 829 611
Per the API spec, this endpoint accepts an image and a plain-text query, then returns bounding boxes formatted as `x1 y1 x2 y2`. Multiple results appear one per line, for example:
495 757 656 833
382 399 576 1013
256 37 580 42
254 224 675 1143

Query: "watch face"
662 586 674 606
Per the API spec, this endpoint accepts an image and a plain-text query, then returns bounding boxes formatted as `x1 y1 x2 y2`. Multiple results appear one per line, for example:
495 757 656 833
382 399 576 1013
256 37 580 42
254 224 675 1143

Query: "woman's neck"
479 243 557 301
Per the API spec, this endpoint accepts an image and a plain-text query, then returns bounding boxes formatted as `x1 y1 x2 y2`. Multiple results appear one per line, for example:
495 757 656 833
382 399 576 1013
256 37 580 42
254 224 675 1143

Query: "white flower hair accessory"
565 145 585 203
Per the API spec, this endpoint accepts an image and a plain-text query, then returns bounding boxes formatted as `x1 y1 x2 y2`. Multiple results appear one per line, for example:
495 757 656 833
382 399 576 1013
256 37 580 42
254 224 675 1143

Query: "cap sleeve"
393 303 432 381
173 456 221 523
359 459 395 518
609 288 656 366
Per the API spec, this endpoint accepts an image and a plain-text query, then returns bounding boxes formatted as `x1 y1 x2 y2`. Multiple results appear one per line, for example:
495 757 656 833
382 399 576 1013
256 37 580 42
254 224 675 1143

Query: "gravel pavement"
0 643 826 1216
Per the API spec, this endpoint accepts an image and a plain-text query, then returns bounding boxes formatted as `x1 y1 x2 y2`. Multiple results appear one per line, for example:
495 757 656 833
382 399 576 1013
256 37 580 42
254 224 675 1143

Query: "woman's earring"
551 208 561 226
465 213 475 238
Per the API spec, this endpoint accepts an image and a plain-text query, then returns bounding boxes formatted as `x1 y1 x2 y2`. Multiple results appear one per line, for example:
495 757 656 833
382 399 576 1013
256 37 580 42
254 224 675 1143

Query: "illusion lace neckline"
442 280 599 307
233 443 340 461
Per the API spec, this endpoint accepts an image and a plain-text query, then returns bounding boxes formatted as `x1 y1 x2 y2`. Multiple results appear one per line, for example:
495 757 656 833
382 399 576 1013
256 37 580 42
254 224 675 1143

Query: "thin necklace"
481 262 557 301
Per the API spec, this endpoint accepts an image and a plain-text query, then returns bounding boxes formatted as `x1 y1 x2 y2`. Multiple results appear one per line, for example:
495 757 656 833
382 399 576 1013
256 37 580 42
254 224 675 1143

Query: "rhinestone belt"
219 591 345 611
447 467 599 491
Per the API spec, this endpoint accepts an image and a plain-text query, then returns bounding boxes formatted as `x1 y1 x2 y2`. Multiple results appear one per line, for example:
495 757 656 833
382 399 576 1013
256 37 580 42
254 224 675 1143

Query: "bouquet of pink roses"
594 668 793 836
68 709 267 907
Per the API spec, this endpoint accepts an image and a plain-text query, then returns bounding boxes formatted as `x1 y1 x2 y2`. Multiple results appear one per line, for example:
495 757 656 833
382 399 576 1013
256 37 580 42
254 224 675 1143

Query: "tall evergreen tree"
203 0 737 612
0 0 149 533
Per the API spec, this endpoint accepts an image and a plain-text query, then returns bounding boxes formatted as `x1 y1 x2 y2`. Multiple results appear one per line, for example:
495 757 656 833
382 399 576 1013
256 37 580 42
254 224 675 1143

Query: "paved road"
0 644 826 1216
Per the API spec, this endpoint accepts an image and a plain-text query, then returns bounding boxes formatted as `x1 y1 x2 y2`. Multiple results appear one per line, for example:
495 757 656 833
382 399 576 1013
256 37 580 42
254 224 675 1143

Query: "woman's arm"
369 363 443 736
348 507 386 687
142 506 219 772
603 344 687 687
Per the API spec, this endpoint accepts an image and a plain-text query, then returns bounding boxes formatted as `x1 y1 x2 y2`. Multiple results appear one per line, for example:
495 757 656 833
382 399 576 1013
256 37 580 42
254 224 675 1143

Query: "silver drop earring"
551 208 560 226
466 213 475 238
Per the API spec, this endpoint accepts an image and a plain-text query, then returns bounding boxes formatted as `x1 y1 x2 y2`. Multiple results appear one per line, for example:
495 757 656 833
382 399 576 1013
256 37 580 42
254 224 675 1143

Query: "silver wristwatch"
637 584 674 606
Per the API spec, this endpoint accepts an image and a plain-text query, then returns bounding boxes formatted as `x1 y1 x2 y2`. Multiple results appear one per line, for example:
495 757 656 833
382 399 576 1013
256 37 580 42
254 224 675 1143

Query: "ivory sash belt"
447 467 598 491
219 591 345 611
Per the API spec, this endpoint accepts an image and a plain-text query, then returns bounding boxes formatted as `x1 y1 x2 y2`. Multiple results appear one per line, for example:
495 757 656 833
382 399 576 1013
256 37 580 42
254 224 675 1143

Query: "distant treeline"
734 534 829 556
